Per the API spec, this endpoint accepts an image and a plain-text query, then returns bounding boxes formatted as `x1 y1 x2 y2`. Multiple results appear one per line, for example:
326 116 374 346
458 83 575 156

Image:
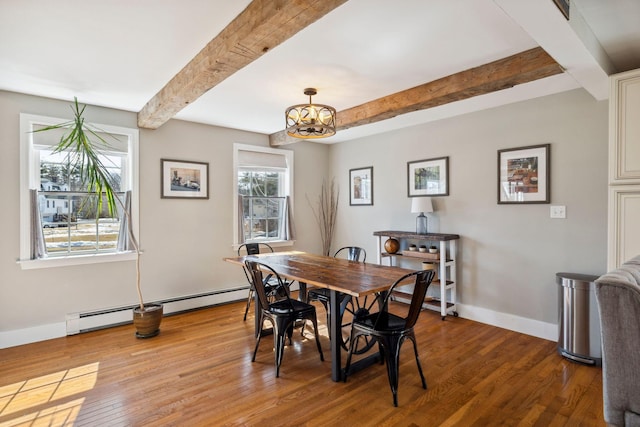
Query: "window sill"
17 251 138 270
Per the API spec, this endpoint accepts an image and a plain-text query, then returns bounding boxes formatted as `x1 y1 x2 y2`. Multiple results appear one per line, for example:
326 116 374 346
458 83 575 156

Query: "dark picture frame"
349 166 373 206
552 0 569 20
497 144 550 204
161 159 209 199
407 156 449 197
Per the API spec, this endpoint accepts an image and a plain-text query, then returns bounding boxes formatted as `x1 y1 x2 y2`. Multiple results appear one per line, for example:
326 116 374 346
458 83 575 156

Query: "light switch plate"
550 205 566 219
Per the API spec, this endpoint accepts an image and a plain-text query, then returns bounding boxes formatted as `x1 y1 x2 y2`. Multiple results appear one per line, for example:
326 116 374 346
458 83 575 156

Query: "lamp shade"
411 197 433 213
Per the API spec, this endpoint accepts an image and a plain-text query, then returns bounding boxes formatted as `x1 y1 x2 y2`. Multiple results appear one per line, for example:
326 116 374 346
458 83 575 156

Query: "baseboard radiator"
66 287 247 335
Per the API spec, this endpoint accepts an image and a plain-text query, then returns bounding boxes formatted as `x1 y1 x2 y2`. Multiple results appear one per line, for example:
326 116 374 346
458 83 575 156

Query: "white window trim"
232 143 294 248
18 113 140 269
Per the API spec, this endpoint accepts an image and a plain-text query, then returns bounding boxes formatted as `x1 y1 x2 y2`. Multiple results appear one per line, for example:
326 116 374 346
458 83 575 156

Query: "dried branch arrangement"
307 178 339 256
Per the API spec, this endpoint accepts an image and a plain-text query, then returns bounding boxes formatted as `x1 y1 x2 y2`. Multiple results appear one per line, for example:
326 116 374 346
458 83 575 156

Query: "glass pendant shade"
285 88 336 139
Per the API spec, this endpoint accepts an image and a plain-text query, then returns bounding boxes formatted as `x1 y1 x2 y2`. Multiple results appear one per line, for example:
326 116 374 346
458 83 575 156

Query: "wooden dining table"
224 251 417 381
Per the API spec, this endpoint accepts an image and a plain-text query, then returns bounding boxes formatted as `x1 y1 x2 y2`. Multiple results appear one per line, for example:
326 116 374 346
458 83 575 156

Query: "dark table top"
224 251 417 297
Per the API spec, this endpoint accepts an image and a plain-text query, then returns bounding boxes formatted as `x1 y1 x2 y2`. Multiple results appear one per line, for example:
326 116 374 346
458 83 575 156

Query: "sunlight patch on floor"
0 362 99 426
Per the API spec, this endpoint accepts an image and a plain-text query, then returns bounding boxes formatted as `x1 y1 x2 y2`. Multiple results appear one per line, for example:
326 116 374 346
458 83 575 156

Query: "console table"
373 230 460 319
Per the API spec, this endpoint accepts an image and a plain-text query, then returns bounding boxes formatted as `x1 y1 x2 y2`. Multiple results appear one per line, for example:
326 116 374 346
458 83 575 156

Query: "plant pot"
133 303 163 338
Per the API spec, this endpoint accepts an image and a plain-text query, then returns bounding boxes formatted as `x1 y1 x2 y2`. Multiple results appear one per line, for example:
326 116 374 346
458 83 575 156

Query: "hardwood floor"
0 299 605 426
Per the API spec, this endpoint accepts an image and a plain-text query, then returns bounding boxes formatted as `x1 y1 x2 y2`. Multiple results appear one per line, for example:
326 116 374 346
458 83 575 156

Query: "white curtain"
282 196 296 241
116 191 135 251
30 189 46 259
237 196 246 244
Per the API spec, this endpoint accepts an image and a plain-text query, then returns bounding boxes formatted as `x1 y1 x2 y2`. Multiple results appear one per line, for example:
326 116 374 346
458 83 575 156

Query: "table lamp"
411 197 433 235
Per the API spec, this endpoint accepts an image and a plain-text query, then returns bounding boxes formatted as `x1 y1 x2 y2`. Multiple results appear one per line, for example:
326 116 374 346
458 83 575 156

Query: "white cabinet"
609 69 640 269
373 230 459 319
610 69 640 184
609 186 640 269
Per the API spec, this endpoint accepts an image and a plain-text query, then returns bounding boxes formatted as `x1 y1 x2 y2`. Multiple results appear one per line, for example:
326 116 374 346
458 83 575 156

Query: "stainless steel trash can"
557 272 602 366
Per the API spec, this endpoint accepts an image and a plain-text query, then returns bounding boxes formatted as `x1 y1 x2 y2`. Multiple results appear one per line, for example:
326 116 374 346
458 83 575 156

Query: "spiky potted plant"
35 98 162 338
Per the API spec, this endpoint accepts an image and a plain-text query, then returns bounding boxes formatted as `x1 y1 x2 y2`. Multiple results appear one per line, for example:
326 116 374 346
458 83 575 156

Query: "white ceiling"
1 0 639 143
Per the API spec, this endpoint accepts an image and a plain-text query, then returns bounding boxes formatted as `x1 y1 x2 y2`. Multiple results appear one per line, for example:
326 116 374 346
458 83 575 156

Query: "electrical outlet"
550 205 566 219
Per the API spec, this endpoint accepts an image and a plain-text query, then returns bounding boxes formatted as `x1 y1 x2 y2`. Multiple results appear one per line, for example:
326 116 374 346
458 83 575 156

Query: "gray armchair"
595 255 640 426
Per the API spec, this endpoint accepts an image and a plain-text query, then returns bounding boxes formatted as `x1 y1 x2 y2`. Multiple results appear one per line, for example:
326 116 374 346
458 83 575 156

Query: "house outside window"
37 146 125 253
233 144 294 245
19 113 139 269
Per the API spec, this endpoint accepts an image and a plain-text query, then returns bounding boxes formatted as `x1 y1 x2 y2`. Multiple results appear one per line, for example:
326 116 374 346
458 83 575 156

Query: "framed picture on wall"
552 0 569 19
349 166 373 206
407 156 449 197
497 144 550 204
161 159 209 199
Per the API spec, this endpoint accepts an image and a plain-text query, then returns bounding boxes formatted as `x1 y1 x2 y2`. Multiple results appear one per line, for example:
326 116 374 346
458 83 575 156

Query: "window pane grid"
39 191 123 256
39 143 126 256
241 195 284 241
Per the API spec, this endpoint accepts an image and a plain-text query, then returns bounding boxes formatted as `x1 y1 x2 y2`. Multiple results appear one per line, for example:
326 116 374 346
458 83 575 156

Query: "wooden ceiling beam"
269 47 563 146
137 0 348 130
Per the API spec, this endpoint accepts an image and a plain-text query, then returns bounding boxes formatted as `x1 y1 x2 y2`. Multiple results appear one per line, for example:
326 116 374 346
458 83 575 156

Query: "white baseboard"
0 287 248 349
456 303 558 342
0 321 67 349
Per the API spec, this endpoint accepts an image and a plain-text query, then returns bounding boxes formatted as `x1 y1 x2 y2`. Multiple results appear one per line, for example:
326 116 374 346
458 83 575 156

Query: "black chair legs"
243 287 254 321
342 269 435 406
246 260 324 378
345 332 427 407
274 331 287 378
252 314 264 363
409 334 427 390
310 313 324 362
253 315 324 378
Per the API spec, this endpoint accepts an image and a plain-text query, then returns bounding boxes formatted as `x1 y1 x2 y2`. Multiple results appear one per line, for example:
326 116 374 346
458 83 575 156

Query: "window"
233 144 294 245
19 113 139 268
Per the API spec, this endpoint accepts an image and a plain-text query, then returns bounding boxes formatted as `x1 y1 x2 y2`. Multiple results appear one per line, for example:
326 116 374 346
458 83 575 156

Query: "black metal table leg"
298 282 307 302
329 289 342 381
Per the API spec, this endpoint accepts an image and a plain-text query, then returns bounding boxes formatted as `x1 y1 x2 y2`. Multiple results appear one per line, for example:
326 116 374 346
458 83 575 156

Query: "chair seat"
354 312 408 333
268 299 315 315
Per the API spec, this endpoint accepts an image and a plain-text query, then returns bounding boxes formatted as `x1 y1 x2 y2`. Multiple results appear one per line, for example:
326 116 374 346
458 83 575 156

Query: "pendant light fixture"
285 88 336 139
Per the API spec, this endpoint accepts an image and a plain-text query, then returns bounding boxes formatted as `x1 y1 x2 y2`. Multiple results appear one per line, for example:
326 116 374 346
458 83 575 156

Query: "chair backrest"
238 242 274 256
239 243 273 285
334 246 366 262
244 260 291 309
377 269 435 330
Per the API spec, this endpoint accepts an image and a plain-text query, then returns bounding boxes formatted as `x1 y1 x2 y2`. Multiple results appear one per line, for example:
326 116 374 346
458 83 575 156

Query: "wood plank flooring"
0 299 605 426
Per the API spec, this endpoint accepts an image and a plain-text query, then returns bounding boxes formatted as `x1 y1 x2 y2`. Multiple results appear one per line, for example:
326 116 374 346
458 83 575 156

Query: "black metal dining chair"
245 260 324 378
343 269 436 407
333 246 367 263
238 243 277 321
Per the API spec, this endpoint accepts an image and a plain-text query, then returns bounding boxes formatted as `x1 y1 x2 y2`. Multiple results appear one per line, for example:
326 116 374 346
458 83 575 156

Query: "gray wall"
329 88 608 336
0 91 329 341
0 88 608 345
